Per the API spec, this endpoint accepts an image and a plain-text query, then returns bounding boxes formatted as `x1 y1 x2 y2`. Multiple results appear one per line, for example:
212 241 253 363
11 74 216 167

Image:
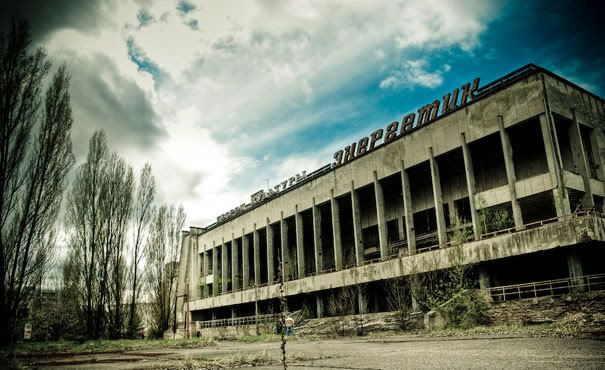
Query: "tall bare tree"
145 204 185 338
0 18 74 346
127 163 155 338
65 130 134 339
65 130 108 339
101 154 134 338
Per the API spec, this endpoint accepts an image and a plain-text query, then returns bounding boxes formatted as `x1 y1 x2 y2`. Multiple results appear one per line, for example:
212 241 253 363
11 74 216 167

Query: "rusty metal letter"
369 129 383 150
357 137 369 156
333 150 343 167
417 100 440 126
442 88 460 114
400 113 416 133
343 143 357 163
384 121 399 143
460 77 480 105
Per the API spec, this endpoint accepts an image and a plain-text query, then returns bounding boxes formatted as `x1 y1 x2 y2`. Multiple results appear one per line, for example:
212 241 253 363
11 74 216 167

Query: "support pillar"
374 171 388 258
331 190 343 270
567 250 585 292
190 235 200 300
280 212 290 280
312 198 324 273
316 294 324 318
429 147 447 245
202 250 209 297
253 224 261 286
357 287 368 314
212 242 219 296
266 219 274 283
589 128 605 181
461 133 480 239
498 116 524 229
540 114 571 216
397 217 405 242
401 163 416 254
351 182 365 265
221 239 228 294
231 235 240 291
242 229 250 289
295 205 305 278
447 200 457 226
569 108 594 208
478 265 491 289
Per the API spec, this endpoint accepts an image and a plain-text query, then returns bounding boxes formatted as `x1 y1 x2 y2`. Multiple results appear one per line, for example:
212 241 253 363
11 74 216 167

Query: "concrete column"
221 239 228 294
569 108 594 208
202 250 209 298
231 307 237 319
539 114 571 216
253 224 261 286
190 235 200 300
401 164 416 254
498 116 524 229
266 219 274 283
350 182 365 265
373 171 388 258
312 198 324 273
447 200 457 226
567 250 585 292
316 294 324 318
410 275 420 312
242 229 250 290
212 242 219 296
331 189 343 270
589 129 605 181
478 265 491 289
428 147 447 245
295 205 305 278
539 114 560 185
280 212 290 280
397 217 405 242
461 133 480 240
357 286 368 314
231 235 240 291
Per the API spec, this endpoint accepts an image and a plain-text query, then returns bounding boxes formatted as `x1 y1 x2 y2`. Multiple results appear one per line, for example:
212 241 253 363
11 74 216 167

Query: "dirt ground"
18 334 605 370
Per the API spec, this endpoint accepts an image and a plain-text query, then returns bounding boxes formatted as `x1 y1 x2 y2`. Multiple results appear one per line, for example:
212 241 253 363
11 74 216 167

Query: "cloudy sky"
2 0 603 228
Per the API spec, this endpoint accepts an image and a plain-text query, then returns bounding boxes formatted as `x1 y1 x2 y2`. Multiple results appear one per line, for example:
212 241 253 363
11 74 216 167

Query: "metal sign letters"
332 77 481 167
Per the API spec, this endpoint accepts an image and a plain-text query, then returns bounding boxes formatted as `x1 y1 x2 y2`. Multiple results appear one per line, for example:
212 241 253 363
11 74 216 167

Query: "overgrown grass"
221 333 286 343
426 323 556 337
16 337 216 356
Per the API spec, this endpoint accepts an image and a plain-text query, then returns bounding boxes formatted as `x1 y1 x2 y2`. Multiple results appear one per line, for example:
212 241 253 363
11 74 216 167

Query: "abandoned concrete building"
175 64 605 332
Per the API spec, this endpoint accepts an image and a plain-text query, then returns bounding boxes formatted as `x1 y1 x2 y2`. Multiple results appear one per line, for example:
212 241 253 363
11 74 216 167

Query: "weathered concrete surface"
24 336 605 370
191 215 605 311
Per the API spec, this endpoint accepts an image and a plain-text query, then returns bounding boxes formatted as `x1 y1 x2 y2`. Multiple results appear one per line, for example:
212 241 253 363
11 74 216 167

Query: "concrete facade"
176 65 605 326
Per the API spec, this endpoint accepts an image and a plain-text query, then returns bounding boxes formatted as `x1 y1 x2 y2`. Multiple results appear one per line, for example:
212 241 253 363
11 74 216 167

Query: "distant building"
176 64 605 328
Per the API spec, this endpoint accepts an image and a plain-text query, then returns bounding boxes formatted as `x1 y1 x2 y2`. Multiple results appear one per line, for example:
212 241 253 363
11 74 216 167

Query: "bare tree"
65 131 134 339
0 18 74 346
145 204 185 338
66 131 108 339
101 154 134 338
127 163 155 338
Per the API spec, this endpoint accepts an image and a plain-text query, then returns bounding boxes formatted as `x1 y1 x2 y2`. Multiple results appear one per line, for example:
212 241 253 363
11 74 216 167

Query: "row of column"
199 112 589 297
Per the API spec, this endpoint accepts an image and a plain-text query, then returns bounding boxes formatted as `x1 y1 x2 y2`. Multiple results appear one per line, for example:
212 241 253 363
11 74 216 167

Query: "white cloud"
379 59 451 90
39 0 498 227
